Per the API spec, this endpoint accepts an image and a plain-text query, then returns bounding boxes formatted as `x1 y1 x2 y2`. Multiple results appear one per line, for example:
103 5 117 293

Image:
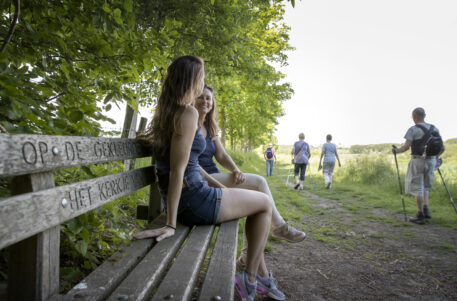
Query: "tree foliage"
1 0 293 148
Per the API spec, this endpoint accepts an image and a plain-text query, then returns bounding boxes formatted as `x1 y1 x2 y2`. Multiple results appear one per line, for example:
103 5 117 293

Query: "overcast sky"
275 0 457 146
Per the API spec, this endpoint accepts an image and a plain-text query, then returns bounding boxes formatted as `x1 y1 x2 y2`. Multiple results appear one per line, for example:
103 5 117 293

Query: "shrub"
340 154 395 185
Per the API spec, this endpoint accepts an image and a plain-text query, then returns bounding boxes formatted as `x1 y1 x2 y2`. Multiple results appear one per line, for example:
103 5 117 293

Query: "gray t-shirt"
404 122 440 142
293 140 309 164
322 142 337 163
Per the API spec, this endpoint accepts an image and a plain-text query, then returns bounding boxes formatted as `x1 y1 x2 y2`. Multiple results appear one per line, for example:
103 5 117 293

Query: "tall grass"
232 146 457 229
338 154 395 185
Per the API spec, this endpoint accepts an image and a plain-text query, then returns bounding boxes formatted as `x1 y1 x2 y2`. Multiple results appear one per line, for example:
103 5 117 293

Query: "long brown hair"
202 84 219 139
139 56 205 156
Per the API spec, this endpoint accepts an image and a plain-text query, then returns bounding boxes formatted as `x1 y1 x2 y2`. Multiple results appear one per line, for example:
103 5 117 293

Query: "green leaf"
79 227 91 243
123 0 133 13
75 240 88 256
102 3 111 13
60 267 83 282
113 8 123 25
69 110 84 122
67 218 83 234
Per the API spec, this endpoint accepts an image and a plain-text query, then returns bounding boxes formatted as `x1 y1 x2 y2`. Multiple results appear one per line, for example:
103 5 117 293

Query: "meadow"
228 138 457 246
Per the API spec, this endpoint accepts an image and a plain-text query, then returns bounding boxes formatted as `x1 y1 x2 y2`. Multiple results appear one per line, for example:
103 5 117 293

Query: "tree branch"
46 92 66 103
0 0 20 53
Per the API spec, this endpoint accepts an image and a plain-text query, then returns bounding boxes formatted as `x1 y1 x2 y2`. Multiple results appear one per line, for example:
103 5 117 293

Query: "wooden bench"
0 134 239 301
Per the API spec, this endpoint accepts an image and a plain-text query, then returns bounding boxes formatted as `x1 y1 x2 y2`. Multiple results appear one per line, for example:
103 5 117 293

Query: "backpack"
415 124 445 156
266 147 273 159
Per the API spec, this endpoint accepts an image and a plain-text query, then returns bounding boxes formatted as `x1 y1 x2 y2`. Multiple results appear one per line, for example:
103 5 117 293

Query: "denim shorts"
161 172 222 226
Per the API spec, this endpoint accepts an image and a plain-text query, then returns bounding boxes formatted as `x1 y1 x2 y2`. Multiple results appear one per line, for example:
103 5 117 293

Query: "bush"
340 154 395 185
226 149 245 166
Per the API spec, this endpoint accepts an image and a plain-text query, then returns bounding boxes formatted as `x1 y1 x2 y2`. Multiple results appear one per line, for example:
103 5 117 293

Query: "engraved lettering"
68 189 79 210
109 180 118 195
75 141 84 160
78 187 92 208
108 142 116 157
94 142 102 158
122 175 128 191
105 181 112 198
102 142 109 157
38 142 48 164
65 142 75 161
22 142 37 165
98 182 107 200
115 177 122 193
118 142 125 156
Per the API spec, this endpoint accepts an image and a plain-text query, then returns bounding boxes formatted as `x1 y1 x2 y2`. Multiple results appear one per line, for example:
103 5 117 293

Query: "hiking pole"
392 146 408 221
437 168 457 215
286 159 292 186
308 162 314 187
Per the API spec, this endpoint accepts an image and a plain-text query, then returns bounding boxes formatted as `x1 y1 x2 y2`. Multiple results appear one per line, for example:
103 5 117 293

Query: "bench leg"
8 173 60 301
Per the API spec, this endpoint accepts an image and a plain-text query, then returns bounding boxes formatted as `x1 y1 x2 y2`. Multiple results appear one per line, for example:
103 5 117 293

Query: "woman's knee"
261 193 272 215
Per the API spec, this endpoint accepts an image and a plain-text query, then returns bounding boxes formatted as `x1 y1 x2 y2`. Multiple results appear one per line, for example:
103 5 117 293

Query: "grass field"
226 139 457 249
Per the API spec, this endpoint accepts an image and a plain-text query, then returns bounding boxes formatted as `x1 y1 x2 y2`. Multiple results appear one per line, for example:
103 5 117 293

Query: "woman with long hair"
134 56 284 301
195 84 306 265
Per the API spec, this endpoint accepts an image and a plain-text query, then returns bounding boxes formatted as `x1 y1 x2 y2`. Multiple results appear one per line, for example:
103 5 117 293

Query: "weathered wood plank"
0 134 152 177
0 166 154 250
200 220 239 301
106 223 191 301
8 172 60 301
64 215 170 301
151 225 215 301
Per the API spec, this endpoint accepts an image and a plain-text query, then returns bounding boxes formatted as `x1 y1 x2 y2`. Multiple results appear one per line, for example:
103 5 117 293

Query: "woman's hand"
232 169 245 185
133 226 175 242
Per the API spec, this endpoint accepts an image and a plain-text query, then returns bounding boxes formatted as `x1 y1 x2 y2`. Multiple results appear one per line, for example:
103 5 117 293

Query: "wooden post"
148 159 162 222
122 101 138 170
8 172 59 301
137 117 147 135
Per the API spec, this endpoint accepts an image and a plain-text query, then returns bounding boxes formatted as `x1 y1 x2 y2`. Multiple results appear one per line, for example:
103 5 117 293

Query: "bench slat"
200 220 239 301
64 216 167 301
106 223 191 301
0 166 154 250
0 134 152 177
151 225 215 301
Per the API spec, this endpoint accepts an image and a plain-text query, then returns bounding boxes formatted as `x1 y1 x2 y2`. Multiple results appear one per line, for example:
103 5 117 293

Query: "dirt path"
238 187 457 301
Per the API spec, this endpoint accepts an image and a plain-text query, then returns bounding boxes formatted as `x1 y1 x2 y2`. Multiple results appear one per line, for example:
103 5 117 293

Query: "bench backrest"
0 134 159 301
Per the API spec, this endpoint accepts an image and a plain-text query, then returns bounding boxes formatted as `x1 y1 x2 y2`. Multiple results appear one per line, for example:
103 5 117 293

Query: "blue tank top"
156 126 206 195
198 135 220 174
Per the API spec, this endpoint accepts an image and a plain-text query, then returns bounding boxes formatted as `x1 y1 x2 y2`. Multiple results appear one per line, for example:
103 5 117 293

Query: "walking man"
264 143 276 176
318 134 341 189
392 107 444 224
292 133 311 190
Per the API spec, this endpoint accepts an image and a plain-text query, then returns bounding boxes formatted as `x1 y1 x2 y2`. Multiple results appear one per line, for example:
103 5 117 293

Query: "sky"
274 0 457 146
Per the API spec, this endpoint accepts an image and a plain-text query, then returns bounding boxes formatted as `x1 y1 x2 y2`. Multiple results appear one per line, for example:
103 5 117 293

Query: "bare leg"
423 191 429 206
211 173 284 227
415 195 424 212
217 188 272 281
212 172 305 272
